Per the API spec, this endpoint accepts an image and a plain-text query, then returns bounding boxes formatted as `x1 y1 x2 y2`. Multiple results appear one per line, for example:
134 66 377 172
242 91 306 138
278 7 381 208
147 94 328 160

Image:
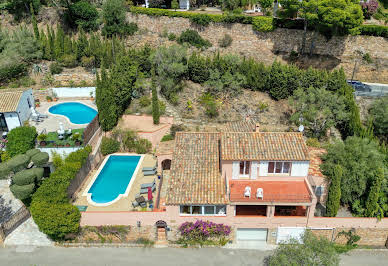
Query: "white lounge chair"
244 186 251 198
256 188 264 199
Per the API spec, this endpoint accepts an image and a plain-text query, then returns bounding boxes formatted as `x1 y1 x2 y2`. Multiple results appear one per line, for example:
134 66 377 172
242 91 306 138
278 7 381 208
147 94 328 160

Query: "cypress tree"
365 168 384 219
30 3 39 40
326 164 342 217
54 24 65 59
63 35 72 55
39 29 47 59
151 69 160 125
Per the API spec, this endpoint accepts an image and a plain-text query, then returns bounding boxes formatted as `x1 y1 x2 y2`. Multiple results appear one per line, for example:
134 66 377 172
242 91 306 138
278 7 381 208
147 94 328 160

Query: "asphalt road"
0 246 387 266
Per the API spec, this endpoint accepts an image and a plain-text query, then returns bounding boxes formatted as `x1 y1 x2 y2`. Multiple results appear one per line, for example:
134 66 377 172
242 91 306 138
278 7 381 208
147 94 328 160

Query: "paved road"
0 246 387 266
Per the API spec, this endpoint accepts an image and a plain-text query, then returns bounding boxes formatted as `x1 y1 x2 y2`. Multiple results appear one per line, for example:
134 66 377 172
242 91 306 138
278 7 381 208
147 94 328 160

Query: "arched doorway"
155 220 168 243
161 159 171 170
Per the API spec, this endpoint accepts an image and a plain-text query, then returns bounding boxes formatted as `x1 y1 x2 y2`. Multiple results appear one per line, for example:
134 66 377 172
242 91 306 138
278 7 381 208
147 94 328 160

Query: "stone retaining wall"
311 228 388 246
127 13 388 83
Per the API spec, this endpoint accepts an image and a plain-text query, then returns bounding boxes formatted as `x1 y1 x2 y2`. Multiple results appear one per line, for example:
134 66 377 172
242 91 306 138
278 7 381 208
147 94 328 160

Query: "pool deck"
73 154 160 212
32 99 96 133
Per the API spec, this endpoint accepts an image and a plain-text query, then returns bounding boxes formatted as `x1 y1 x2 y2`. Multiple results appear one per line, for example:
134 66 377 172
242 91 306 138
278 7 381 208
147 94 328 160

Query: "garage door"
237 228 267 241
276 227 306 244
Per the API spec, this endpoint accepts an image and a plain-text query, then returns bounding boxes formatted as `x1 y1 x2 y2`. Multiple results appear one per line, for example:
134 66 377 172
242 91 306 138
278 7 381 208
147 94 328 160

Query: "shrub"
66 0 99 31
177 30 212 49
306 138 321 148
369 96 388 141
102 0 138 37
200 93 219 118
31 167 44 182
59 54 78 68
7 154 30 173
252 16 274 32
190 14 212 27
50 62 63 75
10 183 35 200
358 24 388 37
170 124 185 137
31 152 49 167
135 138 152 154
161 134 174 142
81 56 95 69
139 96 151 107
101 137 120 156
12 169 36 186
168 33 176 41
0 163 11 179
218 34 233 48
25 149 40 158
360 0 379 19
6 126 37 157
178 220 231 241
148 0 165 8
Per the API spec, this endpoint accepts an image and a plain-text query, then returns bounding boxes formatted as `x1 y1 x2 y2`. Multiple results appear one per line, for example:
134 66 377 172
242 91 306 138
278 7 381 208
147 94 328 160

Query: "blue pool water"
88 155 141 204
49 102 97 124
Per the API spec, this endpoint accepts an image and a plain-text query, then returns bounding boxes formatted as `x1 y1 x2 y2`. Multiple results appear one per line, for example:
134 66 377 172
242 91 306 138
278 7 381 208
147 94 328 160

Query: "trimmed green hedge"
358 24 388 38
0 162 11 179
26 149 41 158
31 152 49 167
13 169 36 186
252 17 274 32
10 183 35 200
7 154 30 173
31 167 44 182
30 146 91 240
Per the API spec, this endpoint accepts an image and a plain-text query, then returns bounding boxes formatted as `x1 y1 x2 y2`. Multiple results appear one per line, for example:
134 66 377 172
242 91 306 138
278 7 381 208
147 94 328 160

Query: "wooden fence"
83 115 100 145
0 206 31 242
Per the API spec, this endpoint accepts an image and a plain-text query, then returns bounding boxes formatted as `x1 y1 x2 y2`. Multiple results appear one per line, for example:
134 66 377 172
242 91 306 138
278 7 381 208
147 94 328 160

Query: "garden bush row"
30 146 92 240
130 6 387 37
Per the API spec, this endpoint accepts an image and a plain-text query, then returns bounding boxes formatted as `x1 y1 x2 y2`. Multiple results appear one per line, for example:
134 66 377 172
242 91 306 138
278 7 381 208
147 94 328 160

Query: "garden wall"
0 206 30 243
127 13 388 83
52 87 95 98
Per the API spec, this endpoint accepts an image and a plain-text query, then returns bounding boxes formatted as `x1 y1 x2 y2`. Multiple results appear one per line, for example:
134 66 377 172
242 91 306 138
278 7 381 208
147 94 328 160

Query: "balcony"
229 180 312 204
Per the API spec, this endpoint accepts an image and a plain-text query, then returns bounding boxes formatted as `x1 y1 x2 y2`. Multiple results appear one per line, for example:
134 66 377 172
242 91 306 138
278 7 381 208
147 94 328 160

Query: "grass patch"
40 129 85 147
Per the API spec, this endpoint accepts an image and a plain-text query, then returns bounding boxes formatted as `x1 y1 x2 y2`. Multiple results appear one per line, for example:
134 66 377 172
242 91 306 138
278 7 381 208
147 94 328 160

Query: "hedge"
31 152 49 167
252 17 275 32
30 146 91 240
25 149 41 158
7 154 30 173
10 183 35 200
6 126 37 157
13 169 36 186
31 167 44 182
0 162 11 179
358 24 388 38
101 137 120 156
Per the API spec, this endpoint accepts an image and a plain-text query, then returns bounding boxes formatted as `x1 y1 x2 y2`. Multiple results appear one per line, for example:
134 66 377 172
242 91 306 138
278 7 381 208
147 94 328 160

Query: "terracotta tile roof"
229 180 312 203
223 119 257 132
165 132 227 205
221 132 309 161
0 91 23 113
308 147 327 178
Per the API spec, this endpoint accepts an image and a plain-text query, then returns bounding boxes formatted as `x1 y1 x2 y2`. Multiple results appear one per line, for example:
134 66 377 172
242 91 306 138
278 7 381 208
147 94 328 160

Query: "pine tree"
365 168 384 219
326 164 342 217
63 35 72 55
30 3 39 40
151 69 160 125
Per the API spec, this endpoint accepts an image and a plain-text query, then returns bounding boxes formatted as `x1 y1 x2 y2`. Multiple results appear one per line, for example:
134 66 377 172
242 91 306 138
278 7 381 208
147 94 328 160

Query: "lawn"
40 128 85 148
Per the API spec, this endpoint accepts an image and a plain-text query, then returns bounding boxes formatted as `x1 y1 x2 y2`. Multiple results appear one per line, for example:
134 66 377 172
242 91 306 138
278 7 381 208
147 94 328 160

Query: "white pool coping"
82 153 145 207
46 101 98 127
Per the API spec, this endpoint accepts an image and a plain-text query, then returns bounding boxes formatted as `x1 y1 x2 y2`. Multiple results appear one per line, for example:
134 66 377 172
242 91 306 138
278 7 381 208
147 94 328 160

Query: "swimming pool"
49 102 97 124
85 155 143 206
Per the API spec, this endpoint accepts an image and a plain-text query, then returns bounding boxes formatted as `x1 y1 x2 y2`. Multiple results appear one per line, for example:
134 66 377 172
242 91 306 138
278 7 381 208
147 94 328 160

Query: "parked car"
347 80 371 92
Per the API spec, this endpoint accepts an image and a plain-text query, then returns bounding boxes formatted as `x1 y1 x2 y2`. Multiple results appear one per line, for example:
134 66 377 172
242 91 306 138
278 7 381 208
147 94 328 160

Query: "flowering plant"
0 139 7 150
360 0 379 19
178 220 231 241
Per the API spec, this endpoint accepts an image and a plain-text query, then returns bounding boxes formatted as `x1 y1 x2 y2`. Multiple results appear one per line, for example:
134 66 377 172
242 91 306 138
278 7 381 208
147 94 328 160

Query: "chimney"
255 123 260 132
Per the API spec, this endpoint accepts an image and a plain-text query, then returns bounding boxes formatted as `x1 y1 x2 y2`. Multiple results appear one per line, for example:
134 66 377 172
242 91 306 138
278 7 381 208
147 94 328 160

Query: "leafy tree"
267 231 340 266
171 0 179 10
267 61 301 100
369 96 388 142
7 0 41 20
6 126 37 157
365 168 385 219
278 0 301 18
66 0 99 31
326 164 342 217
102 0 138 37
289 87 349 138
321 137 388 216
258 0 273 14
151 71 160 125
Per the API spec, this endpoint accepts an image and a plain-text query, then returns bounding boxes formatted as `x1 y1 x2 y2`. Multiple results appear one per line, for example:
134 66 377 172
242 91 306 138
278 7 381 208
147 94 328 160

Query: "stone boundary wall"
127 13 388 83
311 228 388 246
0 206 30 243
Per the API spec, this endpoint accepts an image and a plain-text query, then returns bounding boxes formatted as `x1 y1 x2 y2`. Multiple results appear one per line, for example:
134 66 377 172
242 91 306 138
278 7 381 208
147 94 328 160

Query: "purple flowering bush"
360 0 379 19
178 220 231 244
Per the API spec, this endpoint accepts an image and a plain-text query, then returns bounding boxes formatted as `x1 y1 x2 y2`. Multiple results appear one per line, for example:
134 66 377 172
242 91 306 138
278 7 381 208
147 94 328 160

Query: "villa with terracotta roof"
0 89 35 132
162 127 326 245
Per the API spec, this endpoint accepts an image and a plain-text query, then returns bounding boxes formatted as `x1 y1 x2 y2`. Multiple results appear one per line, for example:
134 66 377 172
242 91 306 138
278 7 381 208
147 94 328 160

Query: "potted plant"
90 91 94 101
53 92 58 101
46 96 52 102
37 134 47 146
35 102 40 107
72 132 82 146
65 143 71 147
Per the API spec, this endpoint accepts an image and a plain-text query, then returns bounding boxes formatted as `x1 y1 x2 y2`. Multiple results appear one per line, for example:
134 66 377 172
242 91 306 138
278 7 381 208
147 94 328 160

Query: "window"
268 162 291 174
27 98 32 108
239 161 250 177
179 205 227 216
0 114 8 132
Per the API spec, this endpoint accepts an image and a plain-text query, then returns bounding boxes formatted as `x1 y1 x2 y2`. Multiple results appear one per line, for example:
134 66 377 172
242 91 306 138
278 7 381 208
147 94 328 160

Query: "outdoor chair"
139 201 147 208
132 201 139 208
142 166 156 172
140 179 156 189
31 115 42 123
143 169 157 176
135 195 146 204
140 183 156 194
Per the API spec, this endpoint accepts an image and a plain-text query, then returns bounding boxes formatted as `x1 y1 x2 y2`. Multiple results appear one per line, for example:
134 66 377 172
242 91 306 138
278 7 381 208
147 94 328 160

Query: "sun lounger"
143 169 157 176
140 183 156 194
132 201 139 208
31 115 42 122
142 166 156 172
140 179 156 189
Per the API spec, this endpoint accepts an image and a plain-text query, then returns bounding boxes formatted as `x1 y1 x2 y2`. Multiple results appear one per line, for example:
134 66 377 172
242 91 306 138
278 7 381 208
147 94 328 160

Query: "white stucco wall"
4 113 20 131
290 161 310 177
52 87 95 98
38 147 82 160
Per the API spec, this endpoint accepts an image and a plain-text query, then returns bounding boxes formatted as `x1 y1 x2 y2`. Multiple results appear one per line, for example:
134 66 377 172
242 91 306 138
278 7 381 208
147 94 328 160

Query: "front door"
0 113 8 132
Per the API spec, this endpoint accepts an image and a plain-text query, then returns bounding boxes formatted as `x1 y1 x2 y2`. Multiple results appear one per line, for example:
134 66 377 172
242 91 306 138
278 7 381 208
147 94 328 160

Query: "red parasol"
147 186 153 201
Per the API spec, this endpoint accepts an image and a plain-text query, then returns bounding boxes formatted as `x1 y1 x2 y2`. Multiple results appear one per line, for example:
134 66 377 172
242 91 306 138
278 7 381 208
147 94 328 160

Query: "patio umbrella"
147 186 153 201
